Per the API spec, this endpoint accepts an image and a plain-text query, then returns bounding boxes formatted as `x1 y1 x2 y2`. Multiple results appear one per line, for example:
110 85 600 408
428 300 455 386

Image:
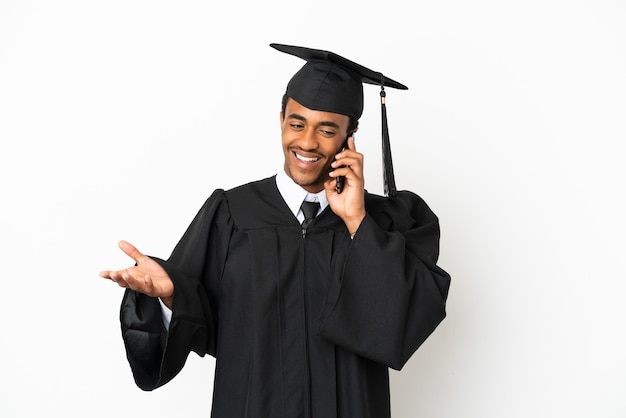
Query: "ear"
347 127 358 141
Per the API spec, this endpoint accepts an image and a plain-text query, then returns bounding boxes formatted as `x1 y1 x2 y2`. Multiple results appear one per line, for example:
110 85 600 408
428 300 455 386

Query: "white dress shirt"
275 169 328 221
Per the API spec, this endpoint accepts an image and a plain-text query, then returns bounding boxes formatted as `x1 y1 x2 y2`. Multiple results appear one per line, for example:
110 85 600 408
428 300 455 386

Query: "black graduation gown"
120 176 450 418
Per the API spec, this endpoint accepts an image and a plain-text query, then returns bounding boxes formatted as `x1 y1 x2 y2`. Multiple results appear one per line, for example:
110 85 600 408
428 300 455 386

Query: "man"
100 43 451 417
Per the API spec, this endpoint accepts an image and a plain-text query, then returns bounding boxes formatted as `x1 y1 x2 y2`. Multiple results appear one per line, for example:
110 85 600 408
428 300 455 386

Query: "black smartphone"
335 134 352 194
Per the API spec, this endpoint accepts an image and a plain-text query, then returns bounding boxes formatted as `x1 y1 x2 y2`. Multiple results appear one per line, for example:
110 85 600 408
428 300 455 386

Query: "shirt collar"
275 169 328 219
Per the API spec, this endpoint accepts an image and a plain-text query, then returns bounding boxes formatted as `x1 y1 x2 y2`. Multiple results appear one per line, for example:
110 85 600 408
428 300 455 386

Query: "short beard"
284 163 326 192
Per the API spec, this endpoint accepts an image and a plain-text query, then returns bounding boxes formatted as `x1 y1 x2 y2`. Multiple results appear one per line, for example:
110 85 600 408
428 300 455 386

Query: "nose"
297 127 319 151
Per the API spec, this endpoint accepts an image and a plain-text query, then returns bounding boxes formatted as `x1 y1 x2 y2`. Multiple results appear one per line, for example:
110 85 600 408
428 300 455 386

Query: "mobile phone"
335 134 352 194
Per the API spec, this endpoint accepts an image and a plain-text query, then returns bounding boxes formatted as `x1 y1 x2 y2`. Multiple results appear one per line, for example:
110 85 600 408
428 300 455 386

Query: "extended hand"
99 240 174 308
325 137 366 236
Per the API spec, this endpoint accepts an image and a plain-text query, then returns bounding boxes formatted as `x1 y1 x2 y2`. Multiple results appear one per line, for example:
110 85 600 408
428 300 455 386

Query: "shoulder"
193 177 276 220
365 190 438 232
222 176 295 229
225 176 277 200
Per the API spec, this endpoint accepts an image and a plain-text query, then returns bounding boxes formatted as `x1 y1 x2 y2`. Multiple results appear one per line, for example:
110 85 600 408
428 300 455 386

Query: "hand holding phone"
334 134 353 194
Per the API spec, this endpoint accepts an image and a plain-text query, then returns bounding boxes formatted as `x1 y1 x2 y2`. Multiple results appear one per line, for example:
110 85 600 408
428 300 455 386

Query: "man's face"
280 98 351 193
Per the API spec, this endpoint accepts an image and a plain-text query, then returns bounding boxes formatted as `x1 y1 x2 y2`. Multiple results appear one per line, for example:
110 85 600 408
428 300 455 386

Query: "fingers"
330 154 363 180
328 142 364 194
100 240 174 299
331 152 362 172
142 274 154 294
329 161 359 177
100 268 132 287
347 135 356 151
118 240 149 265
100 267 154 293
98 241 149 287
337 136 358 158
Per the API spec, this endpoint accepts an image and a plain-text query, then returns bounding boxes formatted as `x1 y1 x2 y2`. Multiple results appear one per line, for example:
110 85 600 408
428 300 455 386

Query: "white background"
1 1 625 417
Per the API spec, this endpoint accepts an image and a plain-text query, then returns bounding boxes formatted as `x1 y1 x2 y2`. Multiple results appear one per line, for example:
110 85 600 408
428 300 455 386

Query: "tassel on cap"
380 86 397 197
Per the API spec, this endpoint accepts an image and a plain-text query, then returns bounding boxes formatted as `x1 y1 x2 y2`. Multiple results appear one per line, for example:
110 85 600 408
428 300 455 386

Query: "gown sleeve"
120 189 232 391
317 190 451 370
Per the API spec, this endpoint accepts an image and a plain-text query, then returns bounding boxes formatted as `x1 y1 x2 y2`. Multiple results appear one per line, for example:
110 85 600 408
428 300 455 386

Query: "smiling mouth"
295 152 321 163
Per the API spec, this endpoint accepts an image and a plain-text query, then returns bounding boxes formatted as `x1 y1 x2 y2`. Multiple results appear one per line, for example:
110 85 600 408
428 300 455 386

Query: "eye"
319 129 336 137
289 122 304 130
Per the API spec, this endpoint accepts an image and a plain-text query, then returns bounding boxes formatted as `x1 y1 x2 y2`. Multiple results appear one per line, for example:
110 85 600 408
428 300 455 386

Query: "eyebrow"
286 113 341 129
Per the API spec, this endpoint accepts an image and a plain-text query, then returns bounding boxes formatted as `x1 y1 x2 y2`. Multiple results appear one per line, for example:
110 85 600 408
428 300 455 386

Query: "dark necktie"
301 201 320 232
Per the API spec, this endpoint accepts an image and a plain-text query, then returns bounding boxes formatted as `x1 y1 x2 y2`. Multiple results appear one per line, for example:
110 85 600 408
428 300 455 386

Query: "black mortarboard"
270 43 408 197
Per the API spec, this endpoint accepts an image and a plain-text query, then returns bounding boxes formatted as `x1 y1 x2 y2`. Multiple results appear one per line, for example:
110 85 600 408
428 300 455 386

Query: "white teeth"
295 153 319 162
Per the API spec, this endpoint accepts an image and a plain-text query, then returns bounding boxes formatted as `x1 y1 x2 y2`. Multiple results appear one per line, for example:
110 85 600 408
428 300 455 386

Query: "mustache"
288 146 326 158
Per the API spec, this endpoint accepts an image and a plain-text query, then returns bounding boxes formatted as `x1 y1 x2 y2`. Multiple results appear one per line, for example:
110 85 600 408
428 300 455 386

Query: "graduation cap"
270 43 408 197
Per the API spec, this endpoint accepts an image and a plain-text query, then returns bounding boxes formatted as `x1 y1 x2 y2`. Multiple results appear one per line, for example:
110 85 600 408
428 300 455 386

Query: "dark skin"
99 240 174 308
280 98 365 232
100 98 367 308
